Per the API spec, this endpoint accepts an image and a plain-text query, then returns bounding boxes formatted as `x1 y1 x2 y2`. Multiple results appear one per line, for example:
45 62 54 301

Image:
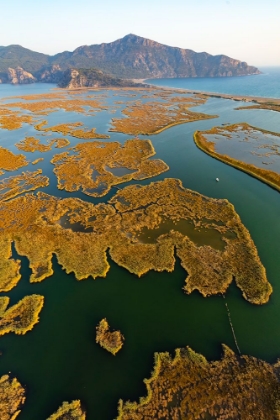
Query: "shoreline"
133 78 280 105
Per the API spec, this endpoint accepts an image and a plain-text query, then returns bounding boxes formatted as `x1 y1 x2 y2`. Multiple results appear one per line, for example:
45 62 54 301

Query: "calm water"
146 67 280 98
0 81 280 420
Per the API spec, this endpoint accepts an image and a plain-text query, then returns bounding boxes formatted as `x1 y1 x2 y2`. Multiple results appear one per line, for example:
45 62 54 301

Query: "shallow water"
0 83 280 420
207 128 280 173
137 218 228 251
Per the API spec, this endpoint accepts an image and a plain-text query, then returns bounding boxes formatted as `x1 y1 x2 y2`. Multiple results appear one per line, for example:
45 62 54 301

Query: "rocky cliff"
1 67 36 84
0 35 261 84
58 68 144 89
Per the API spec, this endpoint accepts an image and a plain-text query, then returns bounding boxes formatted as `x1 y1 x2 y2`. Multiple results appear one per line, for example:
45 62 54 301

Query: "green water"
137 218 229 251
0 87 280 419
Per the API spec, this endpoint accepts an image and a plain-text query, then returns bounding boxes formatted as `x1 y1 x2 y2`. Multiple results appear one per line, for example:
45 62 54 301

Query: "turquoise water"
145 67 280 98
0 82 280 419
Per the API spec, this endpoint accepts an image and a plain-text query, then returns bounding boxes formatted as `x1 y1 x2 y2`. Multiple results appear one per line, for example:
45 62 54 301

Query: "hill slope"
0 34 260 84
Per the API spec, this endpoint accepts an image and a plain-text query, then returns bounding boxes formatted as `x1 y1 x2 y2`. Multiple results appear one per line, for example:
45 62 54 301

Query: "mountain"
0 35 260 85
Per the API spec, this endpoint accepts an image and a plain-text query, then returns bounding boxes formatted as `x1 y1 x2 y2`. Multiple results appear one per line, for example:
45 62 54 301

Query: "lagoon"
0 81 280 419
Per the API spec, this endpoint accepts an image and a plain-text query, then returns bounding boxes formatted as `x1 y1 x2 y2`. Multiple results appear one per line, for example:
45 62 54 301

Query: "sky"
1 0 280 66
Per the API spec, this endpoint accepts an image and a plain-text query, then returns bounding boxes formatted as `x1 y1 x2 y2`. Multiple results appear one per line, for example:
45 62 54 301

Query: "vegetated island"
96 318 124 355
0 295 44 335
194 123 280 192
46 400 85 420
0 179 272 304
50 138 169 197
110 94 217 135
35 121 110 140
0 169 49 202
0 374 26 420
0 109 34 130
16 136 70 152
117 344 280 420
0 146 29 173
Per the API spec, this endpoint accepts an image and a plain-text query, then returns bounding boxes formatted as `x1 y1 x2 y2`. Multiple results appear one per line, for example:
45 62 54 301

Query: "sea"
145 66 280 99
0 69 279 420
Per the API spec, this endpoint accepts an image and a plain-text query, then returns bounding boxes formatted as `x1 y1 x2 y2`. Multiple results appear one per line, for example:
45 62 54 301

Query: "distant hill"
58 68 145 89
0 34 260 85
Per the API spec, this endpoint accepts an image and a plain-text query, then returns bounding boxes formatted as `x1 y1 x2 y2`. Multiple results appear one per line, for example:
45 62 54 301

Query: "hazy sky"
1 0 279 66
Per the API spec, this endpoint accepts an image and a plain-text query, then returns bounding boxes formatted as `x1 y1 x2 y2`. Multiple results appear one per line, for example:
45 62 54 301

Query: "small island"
0 374 26 420
0 295 44 336
96 318 124 355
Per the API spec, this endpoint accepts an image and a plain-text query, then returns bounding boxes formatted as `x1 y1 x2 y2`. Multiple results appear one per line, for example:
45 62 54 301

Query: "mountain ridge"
0 34 260 85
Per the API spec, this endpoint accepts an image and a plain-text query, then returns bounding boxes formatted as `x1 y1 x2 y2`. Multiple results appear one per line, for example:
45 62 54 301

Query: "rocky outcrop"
36 64 63 83
7 67 36 84
58 68 143 89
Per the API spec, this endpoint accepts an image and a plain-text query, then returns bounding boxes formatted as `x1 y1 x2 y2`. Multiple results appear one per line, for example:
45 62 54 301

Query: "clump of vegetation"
0 146 28 172
0 109 34 130
0 178 271 303
0 169 49 201
35 121 110 139
96 318 124 355
0 238 21 292
194 123 280 192
51 138 169 197
47 400 85 420
7 97 105 115
236 102 280 113
16 136 52 152
0 374 26 420
110 95 217 135
16 136 70 153
53 138 71 148
117 345 280 419
32 157 44 165
0 295 44 335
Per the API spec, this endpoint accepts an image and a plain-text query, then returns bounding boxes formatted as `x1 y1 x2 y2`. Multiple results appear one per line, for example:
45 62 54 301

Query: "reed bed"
117 345 280 420
0 374 26 420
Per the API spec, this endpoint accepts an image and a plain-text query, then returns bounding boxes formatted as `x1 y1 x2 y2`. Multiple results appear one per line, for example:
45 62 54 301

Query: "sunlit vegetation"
35 121 110 139
32 157 44 165
8 92 67 101
0 169 49 201
236 103 280 112
16 136 52 152
0 374 26 420
117 345 280 420
0 295 44 335
110 95 217 135
0 238 21 292
0 146 28 171
194 123 280 191
51 138 169 197
47 400 86 420
16 136 70 152
53 138 71 148
0 109 34 130
0 178 271 303
7 98 105 115
96 318 124 355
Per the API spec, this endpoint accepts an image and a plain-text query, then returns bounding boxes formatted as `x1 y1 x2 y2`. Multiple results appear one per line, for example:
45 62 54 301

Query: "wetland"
0 82 280 419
